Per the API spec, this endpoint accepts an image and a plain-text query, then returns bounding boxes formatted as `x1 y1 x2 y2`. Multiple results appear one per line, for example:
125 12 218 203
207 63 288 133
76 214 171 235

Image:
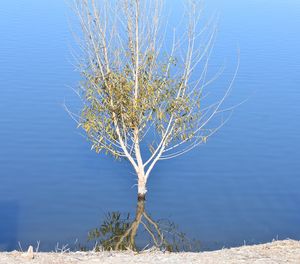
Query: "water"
0 0 300 251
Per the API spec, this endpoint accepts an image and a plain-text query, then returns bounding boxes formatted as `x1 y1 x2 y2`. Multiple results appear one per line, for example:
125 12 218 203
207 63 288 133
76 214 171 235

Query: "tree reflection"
87 200 199 252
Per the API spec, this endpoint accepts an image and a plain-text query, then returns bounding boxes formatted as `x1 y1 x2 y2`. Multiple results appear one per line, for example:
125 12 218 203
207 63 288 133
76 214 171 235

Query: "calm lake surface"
0 0 300 251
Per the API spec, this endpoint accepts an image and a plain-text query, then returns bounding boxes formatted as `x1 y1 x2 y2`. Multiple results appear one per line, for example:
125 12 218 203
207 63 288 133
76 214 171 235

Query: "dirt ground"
0 239 299 264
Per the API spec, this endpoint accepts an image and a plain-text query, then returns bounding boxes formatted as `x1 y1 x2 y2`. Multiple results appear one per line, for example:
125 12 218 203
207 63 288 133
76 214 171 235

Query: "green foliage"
87 209 201 252
88 212 132 251
80 52 203 158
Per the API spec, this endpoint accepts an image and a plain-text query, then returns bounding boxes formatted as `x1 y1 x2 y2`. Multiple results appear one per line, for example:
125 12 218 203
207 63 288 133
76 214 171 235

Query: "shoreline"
1 239 300 264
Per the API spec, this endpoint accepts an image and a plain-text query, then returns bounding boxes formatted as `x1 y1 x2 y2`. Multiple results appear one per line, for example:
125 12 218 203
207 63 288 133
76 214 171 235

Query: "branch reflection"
87 200 200 252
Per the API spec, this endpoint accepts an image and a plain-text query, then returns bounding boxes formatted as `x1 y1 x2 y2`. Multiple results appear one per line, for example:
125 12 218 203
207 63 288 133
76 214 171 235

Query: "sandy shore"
0 240 299 264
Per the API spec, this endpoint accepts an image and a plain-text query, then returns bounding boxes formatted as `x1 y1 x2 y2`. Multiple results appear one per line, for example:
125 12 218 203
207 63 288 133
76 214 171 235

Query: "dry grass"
1 239 300 264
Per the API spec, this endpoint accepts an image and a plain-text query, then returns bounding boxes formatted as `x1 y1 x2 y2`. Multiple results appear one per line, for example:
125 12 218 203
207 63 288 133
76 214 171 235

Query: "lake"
0 0 300 251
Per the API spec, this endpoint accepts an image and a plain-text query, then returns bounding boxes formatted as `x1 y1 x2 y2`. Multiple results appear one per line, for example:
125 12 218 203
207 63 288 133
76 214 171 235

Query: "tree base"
138 193 146 201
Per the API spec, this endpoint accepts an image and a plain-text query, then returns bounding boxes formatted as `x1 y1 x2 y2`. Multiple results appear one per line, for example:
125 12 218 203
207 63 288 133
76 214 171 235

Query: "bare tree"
71 0 238 200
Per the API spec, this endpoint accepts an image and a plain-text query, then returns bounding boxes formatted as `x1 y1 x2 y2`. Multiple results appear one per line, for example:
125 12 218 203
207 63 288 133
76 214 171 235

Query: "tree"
87 200 198 251
71 0 238 200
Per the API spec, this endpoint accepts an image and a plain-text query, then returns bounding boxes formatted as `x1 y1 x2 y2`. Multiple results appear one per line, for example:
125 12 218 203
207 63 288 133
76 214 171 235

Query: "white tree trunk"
137 171 147 200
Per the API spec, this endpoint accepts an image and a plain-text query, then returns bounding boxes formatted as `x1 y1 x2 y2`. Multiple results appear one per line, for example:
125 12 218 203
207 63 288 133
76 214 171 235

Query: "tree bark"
137 176 147 200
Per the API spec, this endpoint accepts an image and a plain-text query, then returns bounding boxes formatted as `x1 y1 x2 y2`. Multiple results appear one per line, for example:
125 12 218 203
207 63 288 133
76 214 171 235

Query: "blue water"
0 0 300 251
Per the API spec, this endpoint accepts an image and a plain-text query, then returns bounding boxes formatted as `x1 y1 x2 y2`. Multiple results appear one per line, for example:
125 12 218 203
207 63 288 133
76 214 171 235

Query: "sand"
0 239 300 264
